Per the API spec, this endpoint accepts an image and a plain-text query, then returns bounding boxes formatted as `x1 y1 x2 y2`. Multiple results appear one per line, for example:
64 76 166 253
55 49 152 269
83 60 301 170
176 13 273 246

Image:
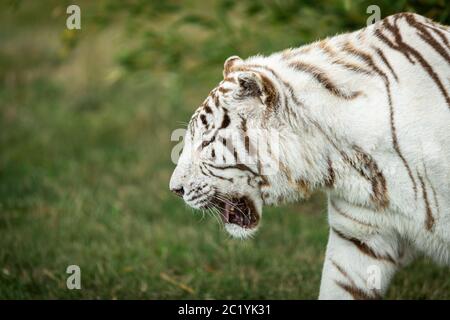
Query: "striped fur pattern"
169 13 450 299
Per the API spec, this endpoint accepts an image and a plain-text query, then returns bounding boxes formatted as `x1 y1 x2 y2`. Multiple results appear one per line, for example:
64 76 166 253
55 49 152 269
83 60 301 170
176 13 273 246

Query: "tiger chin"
170 12 450 299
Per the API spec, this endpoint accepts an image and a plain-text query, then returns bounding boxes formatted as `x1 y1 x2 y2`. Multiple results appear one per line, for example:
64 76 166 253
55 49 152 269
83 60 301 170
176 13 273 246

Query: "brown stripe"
220 137 239 163
207 162 259 178
203 105 212 113
429 19 450 32
416 29 450 62
318 41 373 75
259 73 279 112
331 259 382 300
281 46 311 60
429 181 440 214
199 114 207 126
334 59 374 75
330 259 353 283
330 200 375 228
218 86 231 94
332 227 396 264
353 146 389 209
411 14 450 42
279 161 293 183
403 14 450 64
288 60 361 99
357 30 367 42
294 178 311 197
262 66 304 108
240 117 250 154
220 113 230 129
317 40 335 56
424 166 440 215
210 90 220 108
373 47 399 82
278 161 310 196
324 157 335 187
383 18 450 110
201 164 233 183
335 280 381 300
370 171 389 209
199 165 209 178
239 115 257 158
425 23 450 47
417 173 435 232
374 28 415 64
244 135 250 153
240 116 247 133
224 76 237 84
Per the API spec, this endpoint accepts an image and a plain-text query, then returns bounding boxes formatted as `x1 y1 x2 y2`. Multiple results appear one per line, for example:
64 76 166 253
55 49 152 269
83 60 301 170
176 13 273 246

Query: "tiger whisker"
208 206 225 229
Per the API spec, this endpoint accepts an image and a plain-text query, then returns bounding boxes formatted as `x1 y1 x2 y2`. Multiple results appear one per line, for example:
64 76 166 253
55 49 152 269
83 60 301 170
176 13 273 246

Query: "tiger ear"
223 55 242 77
237 72 263 97
236 71 278 110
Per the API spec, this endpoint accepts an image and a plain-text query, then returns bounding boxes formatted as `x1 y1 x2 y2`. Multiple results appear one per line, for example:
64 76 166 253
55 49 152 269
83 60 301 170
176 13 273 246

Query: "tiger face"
169 56 281 239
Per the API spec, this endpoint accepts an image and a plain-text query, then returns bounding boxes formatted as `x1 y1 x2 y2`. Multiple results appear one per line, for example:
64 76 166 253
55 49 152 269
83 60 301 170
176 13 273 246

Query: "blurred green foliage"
90 0 450 72
0 0 449 299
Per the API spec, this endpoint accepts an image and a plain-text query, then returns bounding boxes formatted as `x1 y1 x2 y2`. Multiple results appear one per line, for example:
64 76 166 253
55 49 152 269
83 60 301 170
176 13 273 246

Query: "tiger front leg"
318 224 403 300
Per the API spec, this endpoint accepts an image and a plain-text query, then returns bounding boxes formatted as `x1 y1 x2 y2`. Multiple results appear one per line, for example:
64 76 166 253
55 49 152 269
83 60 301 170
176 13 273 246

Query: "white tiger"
169 13 450 299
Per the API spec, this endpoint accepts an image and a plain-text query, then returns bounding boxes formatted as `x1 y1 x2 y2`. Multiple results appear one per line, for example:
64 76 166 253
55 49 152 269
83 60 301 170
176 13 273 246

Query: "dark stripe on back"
374 28 415 64
402 14 450 64
288 60 361 99
318 41 374 75
382 18 450 110
373 47 399 82
425 23 450 47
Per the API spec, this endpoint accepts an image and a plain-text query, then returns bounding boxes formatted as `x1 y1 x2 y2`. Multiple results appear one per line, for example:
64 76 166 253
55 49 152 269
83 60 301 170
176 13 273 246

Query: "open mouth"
211 196 259 229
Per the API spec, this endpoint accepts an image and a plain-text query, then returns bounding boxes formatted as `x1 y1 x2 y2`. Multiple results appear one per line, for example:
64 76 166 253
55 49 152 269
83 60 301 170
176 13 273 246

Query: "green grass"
0 0 449 299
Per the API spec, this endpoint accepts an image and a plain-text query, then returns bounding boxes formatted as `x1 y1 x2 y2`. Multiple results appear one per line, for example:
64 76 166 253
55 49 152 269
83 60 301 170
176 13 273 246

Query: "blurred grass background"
0 0 449 299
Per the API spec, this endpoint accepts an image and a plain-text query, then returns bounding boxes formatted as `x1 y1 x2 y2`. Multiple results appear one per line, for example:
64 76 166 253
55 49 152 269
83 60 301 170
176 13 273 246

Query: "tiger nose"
171 186 184 197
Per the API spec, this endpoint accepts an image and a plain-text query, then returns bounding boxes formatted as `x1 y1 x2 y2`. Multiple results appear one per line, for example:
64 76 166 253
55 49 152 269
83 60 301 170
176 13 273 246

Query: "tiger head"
169 55 302 239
